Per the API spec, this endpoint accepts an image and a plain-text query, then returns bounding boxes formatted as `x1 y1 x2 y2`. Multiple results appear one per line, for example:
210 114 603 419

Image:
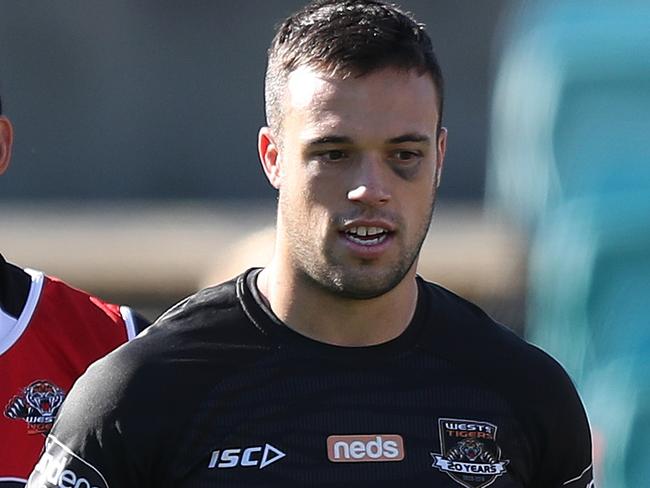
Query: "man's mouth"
344 226 390 246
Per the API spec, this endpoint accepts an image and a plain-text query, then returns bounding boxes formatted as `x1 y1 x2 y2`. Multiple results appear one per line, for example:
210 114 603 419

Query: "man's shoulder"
154 274 243 330
41 273 121 319
87 272 271 390
419 278 516 342
419 279 592 488
419 279 571 385
49 272 272 455
36 271 150 337
0 262 149 357
146 272 268 348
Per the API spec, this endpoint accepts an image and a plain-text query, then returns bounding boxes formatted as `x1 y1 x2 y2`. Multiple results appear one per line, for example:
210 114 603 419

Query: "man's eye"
392 150 421 162
319 150 347 161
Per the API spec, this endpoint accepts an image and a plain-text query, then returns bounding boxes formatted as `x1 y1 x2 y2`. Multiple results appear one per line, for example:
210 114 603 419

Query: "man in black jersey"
28 1 594 487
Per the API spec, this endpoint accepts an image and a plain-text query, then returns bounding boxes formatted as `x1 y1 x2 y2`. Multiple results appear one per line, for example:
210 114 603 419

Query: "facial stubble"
279 184 437 301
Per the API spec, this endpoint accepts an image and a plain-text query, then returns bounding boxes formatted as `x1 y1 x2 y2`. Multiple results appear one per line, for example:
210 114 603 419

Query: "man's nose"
346 155 391 207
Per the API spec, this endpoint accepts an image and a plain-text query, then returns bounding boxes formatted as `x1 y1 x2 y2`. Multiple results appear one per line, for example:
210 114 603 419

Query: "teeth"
344 225 389 246
346 226 386 237
347 234 388 246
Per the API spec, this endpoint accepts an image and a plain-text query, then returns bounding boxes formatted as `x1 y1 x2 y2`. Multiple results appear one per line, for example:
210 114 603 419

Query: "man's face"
262 66 446 299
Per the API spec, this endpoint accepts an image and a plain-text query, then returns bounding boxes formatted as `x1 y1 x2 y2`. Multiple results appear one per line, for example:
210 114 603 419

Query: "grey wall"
0 0 511 202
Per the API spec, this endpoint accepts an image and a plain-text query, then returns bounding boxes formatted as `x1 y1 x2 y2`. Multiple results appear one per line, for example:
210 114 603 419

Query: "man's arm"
26 345 153 488
535 366 595 488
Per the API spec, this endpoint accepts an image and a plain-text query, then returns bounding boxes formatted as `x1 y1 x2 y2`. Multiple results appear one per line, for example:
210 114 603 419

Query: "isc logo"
207 443 286 470
327 434 405 462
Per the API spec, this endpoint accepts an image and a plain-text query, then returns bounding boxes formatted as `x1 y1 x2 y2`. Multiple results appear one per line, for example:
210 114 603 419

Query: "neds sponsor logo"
26 436 108 488
327 434 404 462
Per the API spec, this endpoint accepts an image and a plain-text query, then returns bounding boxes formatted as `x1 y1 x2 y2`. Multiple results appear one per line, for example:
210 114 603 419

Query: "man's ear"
434 127 447 188
258 126 282 190
0 116 14 175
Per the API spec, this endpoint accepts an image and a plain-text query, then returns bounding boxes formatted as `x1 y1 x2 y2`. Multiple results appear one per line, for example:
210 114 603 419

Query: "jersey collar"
0 253 31 319
238 268 430 362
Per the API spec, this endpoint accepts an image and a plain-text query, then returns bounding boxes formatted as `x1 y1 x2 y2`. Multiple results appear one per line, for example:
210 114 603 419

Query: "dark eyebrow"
307 135 353 146
306 133 431 146
387 133 431 145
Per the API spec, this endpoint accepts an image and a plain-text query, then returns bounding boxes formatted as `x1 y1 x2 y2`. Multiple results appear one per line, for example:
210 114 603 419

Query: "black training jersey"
27 269 594 488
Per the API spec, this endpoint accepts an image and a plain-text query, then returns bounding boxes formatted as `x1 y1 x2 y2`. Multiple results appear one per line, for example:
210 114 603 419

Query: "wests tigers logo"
431 418 509 488
4 380 66 435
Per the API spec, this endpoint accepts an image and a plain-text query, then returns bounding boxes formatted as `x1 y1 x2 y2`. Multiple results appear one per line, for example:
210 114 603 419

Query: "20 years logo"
431 418 509 488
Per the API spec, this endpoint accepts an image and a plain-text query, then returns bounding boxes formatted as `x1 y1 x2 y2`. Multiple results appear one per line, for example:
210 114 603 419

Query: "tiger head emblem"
25 380 65 417
458 439 483 461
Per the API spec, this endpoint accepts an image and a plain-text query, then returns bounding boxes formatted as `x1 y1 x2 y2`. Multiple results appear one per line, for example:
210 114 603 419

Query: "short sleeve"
535 367 595 488
26 348 151 488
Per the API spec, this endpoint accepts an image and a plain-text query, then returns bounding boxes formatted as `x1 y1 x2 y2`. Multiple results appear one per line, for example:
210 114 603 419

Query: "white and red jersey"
0 255 149 487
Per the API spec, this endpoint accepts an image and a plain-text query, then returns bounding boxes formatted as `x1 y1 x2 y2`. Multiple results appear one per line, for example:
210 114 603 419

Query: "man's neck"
256 262 419 347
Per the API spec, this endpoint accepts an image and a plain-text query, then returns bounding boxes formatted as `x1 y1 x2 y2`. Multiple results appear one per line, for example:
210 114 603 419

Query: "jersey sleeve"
534 364 595 488
25 344 155 488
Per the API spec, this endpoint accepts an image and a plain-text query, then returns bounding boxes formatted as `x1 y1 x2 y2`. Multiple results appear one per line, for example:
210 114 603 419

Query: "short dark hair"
265 0 444 133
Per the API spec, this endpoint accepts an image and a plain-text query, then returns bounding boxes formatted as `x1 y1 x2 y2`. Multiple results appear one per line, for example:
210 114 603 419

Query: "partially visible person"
0 100 149 487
